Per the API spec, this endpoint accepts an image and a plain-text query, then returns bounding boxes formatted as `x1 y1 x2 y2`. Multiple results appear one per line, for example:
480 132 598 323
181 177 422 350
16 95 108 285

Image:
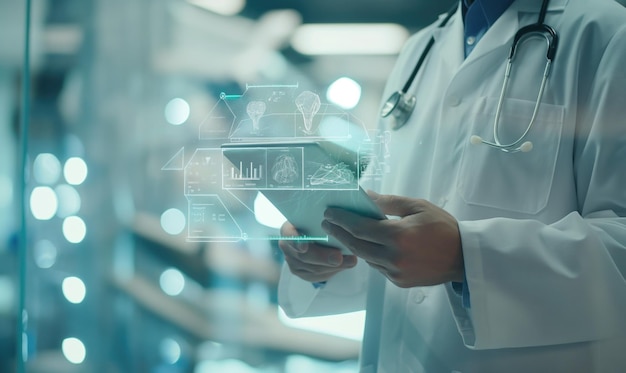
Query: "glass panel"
12 0 414 372
0 0 29 372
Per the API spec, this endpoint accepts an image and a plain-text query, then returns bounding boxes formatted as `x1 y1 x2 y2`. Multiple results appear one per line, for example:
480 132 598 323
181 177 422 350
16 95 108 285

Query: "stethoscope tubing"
400 4 457 95
488 36 555 152
489 15 558 152
383 0 558 154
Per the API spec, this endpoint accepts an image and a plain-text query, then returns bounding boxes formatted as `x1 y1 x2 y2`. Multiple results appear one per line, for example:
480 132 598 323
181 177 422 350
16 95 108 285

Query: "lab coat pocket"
457 96 564 215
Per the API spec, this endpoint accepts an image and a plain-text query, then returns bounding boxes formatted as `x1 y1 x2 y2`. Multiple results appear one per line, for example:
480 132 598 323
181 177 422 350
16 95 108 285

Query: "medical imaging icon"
246 100 267 134
271 154 300 185
194 84 369 141
302 147 358 191
295 91 321 135
310 162 355 186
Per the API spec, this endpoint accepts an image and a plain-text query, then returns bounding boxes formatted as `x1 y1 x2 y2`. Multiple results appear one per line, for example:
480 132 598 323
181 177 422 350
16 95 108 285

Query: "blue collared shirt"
462 0 516 57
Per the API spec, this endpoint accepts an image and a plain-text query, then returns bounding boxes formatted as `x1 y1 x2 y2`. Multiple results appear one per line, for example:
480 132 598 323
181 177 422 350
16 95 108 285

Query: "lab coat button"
413 289 426 304
448 95 461 107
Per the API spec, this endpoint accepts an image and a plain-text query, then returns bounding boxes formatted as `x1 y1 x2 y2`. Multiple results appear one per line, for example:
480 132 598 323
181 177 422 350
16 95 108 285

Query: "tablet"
221 141 385 253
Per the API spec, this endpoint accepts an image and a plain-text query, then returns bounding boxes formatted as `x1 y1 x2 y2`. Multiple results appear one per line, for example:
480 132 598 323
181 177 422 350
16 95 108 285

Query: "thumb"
367 191 423 217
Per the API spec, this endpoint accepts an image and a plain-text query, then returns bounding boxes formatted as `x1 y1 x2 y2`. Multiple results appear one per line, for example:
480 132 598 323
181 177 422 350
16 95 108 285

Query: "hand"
278 222 358 283
321 191 464 288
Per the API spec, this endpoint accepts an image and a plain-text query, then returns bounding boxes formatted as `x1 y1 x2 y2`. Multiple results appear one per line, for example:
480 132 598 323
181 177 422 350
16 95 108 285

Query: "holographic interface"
162 83 390 243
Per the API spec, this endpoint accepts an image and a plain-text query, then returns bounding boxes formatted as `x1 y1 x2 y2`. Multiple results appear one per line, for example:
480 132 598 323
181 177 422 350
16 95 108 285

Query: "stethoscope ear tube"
509 23 559 61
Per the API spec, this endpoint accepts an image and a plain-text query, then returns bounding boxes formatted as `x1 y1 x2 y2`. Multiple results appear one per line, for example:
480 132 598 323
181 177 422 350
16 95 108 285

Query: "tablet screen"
222 141 384 252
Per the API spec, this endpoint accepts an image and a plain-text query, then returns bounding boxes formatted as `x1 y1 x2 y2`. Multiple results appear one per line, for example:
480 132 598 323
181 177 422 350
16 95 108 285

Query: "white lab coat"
278 0 626 371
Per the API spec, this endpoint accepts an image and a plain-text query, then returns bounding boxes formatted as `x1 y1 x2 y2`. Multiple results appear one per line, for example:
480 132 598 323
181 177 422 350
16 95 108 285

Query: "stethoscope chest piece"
381 91 417 130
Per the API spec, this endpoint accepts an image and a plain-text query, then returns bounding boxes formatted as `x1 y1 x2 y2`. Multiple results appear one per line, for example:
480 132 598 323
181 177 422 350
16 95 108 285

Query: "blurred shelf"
112 274 360 361
131 212 280 286
132 212 201 256
203 240 280 285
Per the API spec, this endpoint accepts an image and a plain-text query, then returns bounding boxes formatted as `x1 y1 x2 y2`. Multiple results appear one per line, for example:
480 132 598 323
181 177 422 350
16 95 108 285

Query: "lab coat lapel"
432 6 464 74
462 2 520 67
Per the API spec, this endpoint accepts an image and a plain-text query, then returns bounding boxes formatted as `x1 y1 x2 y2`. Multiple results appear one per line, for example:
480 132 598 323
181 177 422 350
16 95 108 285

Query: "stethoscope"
381 0 558 153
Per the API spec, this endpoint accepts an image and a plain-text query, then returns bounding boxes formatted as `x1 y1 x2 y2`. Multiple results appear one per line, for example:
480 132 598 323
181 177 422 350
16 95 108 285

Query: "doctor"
278 0 626 371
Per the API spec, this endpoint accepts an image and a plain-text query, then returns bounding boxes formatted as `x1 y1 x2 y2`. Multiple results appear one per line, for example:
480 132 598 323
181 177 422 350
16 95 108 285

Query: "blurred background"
11 0 622 372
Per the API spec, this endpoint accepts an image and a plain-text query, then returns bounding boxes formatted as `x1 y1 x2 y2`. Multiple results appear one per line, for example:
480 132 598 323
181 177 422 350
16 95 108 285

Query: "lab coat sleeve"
278 257 369 318
447 25 626 350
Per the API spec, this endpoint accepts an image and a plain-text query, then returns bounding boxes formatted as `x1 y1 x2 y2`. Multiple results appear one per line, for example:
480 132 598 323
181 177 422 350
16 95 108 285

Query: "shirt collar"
463 0 515 29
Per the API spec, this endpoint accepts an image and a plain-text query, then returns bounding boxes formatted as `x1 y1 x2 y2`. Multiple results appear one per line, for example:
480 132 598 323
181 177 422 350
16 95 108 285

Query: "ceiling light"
186 0 245 16
327 77 362 109
291 23 409 55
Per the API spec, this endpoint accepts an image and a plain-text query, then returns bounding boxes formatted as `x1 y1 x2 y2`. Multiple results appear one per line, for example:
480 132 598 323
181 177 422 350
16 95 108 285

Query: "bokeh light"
62 337 86 364
165 98 190 125
29 186 58 220
55 184 81 218
33 153 62 185
63 157 88 185
160 208 186 235
62 216 87 244
160 268 185 296
34 240 58 269
160 338 182 364
62 276 87 304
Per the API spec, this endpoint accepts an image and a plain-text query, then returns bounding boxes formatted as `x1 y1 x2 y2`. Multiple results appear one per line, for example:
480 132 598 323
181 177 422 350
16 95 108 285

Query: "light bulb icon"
247 101 267 134
295 91 321 135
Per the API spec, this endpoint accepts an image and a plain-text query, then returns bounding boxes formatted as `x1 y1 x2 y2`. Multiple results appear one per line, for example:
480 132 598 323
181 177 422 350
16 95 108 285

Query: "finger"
370 193 425 217
285 263 351 283
284 254 357 282
365 189 380 200
279 238 355 267
278 237 309 256
322 220 391 266
367 261 394 277
324 208 396 246
279 222 309 254
280 221 298 237
285 254 357 273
